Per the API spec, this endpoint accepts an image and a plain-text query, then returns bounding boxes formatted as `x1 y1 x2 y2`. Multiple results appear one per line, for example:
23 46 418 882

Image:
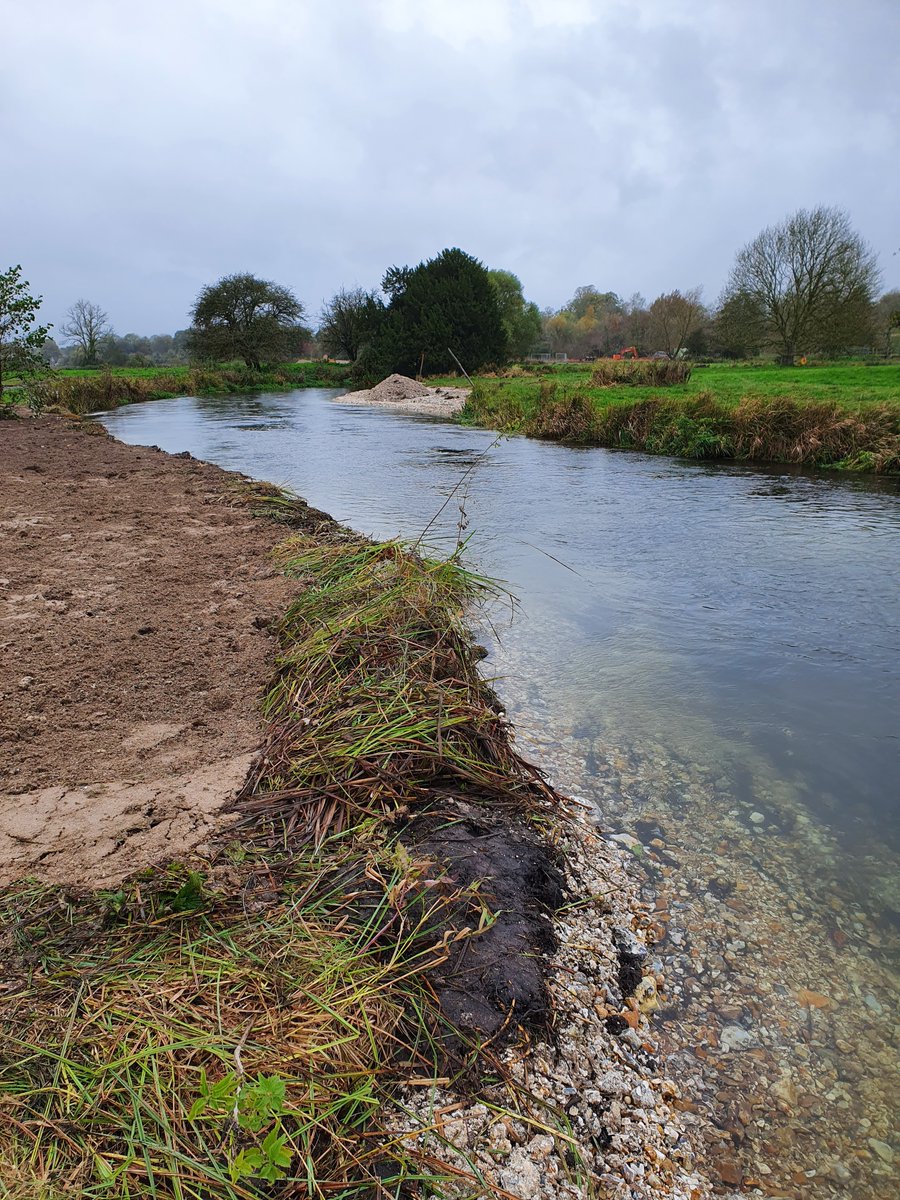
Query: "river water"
101 390 899 1196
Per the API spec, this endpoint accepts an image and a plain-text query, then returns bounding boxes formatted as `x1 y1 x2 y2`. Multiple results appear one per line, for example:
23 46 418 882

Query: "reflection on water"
101 390 899 1197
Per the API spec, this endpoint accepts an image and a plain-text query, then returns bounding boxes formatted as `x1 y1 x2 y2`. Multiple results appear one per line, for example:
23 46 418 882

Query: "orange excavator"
611 346 639 360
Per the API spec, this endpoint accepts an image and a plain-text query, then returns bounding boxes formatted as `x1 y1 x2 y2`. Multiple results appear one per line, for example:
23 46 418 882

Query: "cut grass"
0 854 481 1198
239 537 552 848
0 518 563 1198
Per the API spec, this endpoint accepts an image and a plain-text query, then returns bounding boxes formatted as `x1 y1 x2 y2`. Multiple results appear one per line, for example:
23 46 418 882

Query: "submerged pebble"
495 672 900 1200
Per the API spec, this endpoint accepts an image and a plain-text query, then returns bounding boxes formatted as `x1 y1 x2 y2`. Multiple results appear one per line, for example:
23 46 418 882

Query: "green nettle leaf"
238 1074 288 1132
229 1147 264 1183
189 1068 239 1118
253 1074 287 1110
192 1070 293 1180
238 1108 266 1134
259 1129 293 1181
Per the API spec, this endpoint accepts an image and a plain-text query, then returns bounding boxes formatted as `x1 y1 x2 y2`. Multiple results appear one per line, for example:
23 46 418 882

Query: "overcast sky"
3 0 898 335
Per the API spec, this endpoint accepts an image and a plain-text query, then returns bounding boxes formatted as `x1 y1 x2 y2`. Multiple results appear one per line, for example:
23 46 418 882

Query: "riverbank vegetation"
0 502 569 1198
458 362 900 472
20 361 353 414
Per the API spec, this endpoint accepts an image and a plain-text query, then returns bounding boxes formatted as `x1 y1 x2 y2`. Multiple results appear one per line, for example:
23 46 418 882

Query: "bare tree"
648 288 705 358
61 299 111 366
724 207 880 363
873 290 900 356
317 287 383 361
713 292 767 359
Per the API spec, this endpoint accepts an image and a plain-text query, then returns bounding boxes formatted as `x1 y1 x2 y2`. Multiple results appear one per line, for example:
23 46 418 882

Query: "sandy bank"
335 372 469 417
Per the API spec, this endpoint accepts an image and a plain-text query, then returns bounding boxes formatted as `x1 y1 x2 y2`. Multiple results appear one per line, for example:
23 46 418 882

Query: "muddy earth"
0 417 325 886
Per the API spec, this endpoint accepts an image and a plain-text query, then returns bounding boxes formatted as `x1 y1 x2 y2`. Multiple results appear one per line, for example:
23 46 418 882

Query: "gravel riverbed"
387 804 713 1199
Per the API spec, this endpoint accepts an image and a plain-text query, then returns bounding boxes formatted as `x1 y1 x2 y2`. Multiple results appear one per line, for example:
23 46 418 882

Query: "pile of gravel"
336 374 471 415
365 374 431 402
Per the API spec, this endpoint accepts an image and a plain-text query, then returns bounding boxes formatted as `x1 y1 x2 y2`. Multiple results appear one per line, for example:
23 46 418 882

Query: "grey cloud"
2 0 897 333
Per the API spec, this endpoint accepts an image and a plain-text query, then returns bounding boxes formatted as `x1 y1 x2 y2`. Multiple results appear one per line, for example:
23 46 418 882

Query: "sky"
3 0 898 336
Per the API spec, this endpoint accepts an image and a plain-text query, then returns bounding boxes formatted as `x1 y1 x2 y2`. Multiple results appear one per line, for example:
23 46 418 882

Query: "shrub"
729 396 900 470
524 393 597 443
590 359 693 387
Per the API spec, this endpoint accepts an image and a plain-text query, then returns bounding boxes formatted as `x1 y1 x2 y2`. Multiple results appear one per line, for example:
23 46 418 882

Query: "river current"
100 389 899 1196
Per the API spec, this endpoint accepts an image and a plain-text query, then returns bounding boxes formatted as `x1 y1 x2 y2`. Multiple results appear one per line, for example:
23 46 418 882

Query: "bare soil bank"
0 417 329 886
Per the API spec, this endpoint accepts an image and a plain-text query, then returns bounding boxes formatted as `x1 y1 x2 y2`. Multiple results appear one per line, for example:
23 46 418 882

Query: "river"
100 389 899 1197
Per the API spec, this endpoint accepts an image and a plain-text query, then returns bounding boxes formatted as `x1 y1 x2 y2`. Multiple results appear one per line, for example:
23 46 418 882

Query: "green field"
43 361 350 383
456 360 900 412
450 361 900 473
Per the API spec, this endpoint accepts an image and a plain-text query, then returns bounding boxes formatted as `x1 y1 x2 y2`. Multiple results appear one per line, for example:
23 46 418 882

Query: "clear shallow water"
101 390 900 856
101 390 900 1193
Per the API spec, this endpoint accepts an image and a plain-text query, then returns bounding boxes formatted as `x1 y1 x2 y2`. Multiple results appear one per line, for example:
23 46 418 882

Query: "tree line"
3 207 899 401
41 306 193 369
538 210 896 363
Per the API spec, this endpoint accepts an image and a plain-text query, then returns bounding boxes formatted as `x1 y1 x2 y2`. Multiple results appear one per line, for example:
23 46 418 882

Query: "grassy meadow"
453 361 900 472
467 360 900 409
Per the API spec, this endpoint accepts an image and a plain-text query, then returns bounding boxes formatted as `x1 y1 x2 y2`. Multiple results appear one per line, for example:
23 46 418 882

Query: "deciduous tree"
712 292 767 359
724 207 880 363
188 273 307 369
564 286 622 323
648 288 706 358
622 293 651 353
538 287 625 359
61 298 111 366
0 265 51 401
487 270 542 359
317 287 383 361
873 290 900 355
